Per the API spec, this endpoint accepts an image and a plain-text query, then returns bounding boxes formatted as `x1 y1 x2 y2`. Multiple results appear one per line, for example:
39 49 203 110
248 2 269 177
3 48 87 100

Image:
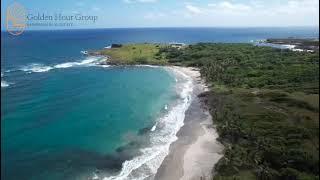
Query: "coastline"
98 65 224 180
99 65 194 180
155 66 224 180
2 56 223 179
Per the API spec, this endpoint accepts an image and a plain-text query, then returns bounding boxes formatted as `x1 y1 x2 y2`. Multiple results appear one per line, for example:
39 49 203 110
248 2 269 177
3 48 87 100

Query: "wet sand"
155 66 224 180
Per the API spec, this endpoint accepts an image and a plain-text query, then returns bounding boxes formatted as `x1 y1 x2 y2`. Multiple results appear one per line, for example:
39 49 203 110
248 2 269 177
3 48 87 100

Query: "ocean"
1 27 319 180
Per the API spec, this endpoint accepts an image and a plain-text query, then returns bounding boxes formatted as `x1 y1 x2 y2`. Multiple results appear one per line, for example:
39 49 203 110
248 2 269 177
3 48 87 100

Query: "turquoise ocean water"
1 27 319 180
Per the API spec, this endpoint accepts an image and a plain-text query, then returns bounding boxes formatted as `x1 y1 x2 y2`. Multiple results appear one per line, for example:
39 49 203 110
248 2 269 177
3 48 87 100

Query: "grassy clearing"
98 43 168 65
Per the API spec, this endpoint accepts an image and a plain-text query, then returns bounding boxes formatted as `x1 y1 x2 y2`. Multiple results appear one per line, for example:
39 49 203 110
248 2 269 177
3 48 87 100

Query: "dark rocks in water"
88 51 103 56
111 44 122 48
266 38 319 46
91 142 142 170
97 141 144 170
266 38 319 51
105 61 122 65
138 126 152 135
116 141 140 153
4 139 147 179
95 154 127 170
97 60 109 65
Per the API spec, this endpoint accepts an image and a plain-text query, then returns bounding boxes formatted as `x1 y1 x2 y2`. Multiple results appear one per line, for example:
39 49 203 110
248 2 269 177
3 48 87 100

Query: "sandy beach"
155 66 224 180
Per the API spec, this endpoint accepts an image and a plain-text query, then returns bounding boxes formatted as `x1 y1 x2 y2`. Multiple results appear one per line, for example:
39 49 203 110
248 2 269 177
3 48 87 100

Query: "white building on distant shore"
169 42 186 49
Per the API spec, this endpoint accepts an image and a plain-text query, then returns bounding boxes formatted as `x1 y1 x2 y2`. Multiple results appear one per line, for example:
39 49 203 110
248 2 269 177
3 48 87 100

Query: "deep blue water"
1 27 319 180
2 27 318 69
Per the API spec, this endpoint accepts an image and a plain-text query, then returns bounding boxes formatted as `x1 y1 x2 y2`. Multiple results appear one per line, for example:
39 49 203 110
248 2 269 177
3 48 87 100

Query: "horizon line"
1 25 319 32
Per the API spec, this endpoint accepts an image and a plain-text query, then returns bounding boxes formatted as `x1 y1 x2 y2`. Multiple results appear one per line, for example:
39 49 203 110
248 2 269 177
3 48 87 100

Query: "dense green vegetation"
97 42 319 179
159 43 319 93
159 43 319 180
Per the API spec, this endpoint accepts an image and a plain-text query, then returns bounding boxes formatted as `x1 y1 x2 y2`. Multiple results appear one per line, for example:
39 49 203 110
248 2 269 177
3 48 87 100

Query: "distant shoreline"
87 38 319 66
2 26 319 33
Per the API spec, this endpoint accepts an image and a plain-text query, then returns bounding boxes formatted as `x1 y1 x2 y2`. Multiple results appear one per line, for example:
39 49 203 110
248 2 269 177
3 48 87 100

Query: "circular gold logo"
6 2 27 36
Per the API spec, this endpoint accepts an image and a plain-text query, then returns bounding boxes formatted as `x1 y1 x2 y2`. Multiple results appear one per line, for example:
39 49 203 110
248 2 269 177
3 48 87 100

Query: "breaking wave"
18 57 109 74
1 81 9 88
1 73 10 88
20 64 54 73
100 67 193 180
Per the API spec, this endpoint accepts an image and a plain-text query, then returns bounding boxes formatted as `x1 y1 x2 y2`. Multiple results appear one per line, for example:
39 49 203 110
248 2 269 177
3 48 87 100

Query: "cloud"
139 0 318 27
123 0 157 3
208 1 251 12
271 0 319 15
206 0 318 15
185 5 204 15
182 0 318 26
185 1 252 16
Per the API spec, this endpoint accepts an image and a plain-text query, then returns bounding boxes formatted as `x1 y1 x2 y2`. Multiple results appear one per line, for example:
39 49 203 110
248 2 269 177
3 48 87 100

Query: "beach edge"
155 66 224 180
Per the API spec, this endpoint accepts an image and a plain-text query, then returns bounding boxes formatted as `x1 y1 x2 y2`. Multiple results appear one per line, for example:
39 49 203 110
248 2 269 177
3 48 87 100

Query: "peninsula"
92 41 319 180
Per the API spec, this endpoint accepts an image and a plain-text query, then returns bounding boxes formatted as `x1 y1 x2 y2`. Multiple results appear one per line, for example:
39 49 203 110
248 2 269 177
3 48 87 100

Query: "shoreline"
5 61 224 180
155 66 224 180
99 65 194 180
99 65 224 180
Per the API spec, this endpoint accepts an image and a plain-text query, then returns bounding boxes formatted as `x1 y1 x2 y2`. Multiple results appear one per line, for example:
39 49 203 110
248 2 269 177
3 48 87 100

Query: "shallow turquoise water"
1 66 176 179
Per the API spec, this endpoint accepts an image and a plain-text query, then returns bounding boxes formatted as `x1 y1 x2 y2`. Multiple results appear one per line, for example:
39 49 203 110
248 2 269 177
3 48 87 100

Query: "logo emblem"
6 2 27 36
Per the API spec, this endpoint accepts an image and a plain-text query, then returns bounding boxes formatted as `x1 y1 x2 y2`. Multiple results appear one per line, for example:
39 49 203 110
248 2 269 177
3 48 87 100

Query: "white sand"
181 117 224 180
155 66 224 180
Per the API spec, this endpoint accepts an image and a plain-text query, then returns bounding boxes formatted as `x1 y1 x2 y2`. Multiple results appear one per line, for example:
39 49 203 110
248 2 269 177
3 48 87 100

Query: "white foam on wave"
18 57 109 73
20 63 54 73
102 67 193 180
1 73 10 88
2 56 108 89
100 65 111 68
1 80 9 88
282 44 296 49
150 123 157 132
4 69 14 73
53 57 97 69
53 62 76 69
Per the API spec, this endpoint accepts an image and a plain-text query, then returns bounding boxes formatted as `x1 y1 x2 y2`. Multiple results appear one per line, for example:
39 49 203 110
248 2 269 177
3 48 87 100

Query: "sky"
1 0 319 30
